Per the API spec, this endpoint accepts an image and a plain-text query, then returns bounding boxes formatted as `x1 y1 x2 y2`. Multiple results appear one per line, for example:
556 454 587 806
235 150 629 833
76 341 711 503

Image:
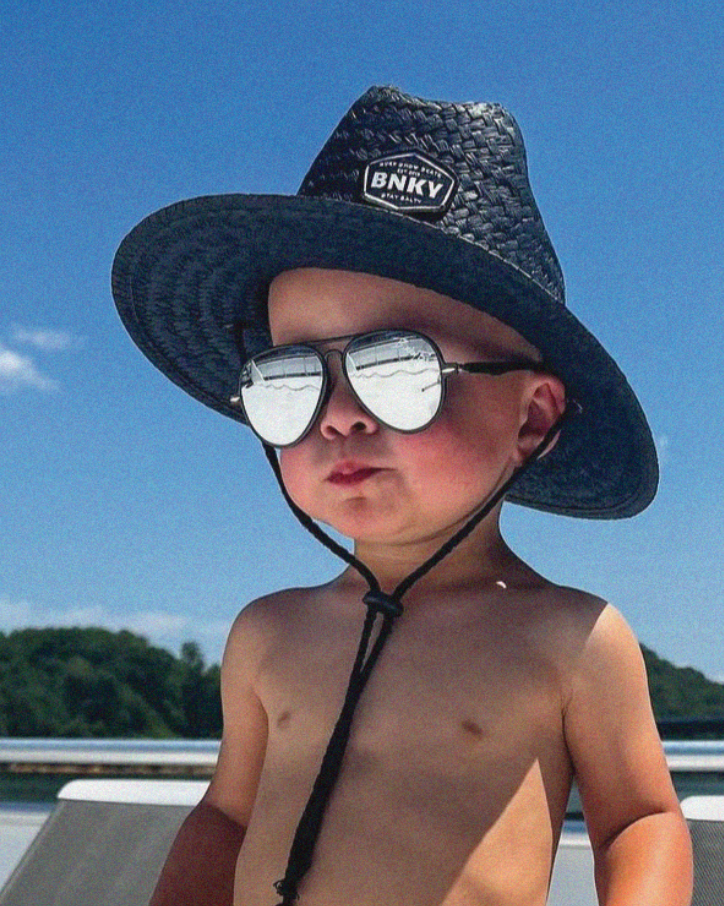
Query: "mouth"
326 462 384 486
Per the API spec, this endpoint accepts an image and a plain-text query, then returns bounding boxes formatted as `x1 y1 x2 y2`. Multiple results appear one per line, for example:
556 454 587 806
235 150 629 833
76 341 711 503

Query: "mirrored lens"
240 347 324 446
345 332 442 431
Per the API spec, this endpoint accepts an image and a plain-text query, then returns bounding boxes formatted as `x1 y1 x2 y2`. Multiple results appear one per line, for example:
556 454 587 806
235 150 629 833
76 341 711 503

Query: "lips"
326 461 384 486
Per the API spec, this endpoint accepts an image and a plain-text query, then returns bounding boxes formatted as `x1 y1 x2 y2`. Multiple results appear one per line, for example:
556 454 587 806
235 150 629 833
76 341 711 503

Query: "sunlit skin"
271 268 563 590
151 269 692 906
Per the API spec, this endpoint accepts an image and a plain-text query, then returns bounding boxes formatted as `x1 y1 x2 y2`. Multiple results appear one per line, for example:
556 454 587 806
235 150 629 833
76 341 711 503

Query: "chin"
311 500 410 545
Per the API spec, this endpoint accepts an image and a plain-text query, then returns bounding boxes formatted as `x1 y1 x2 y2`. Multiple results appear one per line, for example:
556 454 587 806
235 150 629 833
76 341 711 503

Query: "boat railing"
3 736 724 774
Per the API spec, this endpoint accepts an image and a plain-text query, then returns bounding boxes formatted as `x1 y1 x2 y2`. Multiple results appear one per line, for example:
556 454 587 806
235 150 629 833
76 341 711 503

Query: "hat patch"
361 152 457 216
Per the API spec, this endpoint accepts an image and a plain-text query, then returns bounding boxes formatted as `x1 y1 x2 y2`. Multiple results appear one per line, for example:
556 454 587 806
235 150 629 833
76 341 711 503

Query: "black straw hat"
112 85 658 518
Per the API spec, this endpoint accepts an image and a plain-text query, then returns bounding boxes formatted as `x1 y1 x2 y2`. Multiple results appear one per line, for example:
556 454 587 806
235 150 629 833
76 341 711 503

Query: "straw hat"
112 85 658 518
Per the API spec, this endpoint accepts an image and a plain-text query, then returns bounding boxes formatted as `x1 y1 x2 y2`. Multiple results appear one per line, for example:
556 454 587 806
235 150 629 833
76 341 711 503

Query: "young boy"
112 86 692 906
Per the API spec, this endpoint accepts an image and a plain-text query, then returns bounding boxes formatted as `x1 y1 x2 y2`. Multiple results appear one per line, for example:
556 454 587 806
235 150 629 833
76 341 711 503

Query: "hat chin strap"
262 409 572 905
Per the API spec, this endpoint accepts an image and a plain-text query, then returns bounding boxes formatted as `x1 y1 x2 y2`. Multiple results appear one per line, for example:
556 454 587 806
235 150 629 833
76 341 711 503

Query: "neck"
263 426 558 606
347 504 520 596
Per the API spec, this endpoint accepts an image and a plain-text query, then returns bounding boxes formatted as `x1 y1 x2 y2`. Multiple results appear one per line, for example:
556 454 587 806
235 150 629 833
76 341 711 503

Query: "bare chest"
238 603 574 906
261 602 568 768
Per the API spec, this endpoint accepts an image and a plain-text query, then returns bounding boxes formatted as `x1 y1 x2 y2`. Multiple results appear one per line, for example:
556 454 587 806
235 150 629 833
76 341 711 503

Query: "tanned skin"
150 269 692 906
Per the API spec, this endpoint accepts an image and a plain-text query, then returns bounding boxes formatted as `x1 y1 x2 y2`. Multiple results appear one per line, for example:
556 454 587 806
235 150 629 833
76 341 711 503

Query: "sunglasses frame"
231 329 549 448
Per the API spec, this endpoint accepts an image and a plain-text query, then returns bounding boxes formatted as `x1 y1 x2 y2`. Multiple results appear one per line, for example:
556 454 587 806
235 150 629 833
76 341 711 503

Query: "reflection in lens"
346 333 442 430
241 348 324 446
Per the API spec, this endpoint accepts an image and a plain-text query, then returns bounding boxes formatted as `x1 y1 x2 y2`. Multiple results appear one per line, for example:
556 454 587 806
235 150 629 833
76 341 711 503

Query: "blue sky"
1 0 723 680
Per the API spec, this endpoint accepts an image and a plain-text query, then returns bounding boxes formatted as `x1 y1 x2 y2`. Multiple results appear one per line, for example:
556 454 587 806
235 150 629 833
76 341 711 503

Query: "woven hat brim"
112 193 658 519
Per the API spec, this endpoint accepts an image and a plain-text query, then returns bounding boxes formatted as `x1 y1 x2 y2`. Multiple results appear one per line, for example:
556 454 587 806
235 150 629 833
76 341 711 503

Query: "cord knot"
362 590 404 618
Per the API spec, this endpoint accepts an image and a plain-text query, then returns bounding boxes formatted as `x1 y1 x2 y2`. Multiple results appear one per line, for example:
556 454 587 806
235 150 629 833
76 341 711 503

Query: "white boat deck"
0 797 596 906
0 805 52 891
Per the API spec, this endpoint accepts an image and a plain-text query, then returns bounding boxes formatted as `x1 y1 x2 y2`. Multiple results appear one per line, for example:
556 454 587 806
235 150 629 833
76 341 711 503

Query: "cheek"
403 394 519 493
277 447 314 509
277 444 342 523
274 385 522 530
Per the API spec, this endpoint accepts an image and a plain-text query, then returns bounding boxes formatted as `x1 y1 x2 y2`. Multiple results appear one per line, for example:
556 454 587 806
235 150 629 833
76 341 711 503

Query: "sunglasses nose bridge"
320 347 349 392
322 345 352 371
321 347 344 364
315 347 379 439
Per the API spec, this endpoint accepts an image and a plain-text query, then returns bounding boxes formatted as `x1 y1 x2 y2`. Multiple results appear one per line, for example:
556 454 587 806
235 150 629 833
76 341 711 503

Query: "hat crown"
298 85 564 305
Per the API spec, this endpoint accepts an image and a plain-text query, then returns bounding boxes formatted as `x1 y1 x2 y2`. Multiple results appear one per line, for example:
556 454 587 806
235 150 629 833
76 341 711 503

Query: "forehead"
267 268 538 358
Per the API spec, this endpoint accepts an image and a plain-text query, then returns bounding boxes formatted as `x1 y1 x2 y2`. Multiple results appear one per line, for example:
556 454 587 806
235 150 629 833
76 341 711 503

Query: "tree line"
0 628 722 738
642 644 724 737
0 628 221 738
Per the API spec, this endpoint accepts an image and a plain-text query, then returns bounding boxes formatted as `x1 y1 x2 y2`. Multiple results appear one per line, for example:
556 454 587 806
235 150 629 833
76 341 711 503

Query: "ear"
514 374 567 464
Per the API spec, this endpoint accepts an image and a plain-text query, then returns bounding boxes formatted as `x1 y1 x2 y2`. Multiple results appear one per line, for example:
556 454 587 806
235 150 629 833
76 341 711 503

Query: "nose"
317 351 378 441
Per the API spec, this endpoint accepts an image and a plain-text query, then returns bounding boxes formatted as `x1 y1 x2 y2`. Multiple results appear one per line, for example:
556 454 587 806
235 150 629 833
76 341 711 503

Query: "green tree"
0 628 222 738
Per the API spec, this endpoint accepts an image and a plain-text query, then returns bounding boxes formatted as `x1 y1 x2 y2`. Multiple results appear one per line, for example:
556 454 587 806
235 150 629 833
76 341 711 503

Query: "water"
2 738 724 807
0 738 218 804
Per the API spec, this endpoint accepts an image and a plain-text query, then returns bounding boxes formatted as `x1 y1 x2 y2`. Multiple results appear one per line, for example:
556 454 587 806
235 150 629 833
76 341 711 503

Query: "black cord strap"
391 409 571 602
264 405 576 904
273 604 396 904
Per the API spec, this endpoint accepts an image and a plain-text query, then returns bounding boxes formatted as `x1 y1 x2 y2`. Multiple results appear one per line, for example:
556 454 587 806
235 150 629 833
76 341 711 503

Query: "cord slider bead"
273 878 299 904
362 590 404 618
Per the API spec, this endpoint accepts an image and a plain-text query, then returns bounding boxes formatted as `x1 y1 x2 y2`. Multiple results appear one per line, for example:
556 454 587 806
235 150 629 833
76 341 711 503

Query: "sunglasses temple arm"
458 360 550 376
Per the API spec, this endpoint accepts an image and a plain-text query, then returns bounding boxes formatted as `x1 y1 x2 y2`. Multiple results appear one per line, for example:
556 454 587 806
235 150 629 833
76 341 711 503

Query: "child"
113 86 692 906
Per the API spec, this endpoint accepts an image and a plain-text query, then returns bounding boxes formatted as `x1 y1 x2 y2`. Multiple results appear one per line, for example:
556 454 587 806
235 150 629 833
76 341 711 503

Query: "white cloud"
0 325 84 394
0 596 34 624
11 325 84 352
0 596 188 638
40 604 190 637
0 595 229 663
0 343 58 393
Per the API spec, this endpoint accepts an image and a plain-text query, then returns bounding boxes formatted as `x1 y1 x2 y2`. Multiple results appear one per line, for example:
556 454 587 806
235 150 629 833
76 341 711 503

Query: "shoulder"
559 597 652 731
216 588 311 712
513 581 610 659
530 581 643 668
225 587 302 647
563 597 644 684
514 584 639 704
532 583 609 629
227 587 301 634
222 584 332 674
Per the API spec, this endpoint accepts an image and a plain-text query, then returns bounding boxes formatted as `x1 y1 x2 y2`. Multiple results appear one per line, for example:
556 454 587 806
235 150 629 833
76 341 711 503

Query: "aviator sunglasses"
231 329 548 448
